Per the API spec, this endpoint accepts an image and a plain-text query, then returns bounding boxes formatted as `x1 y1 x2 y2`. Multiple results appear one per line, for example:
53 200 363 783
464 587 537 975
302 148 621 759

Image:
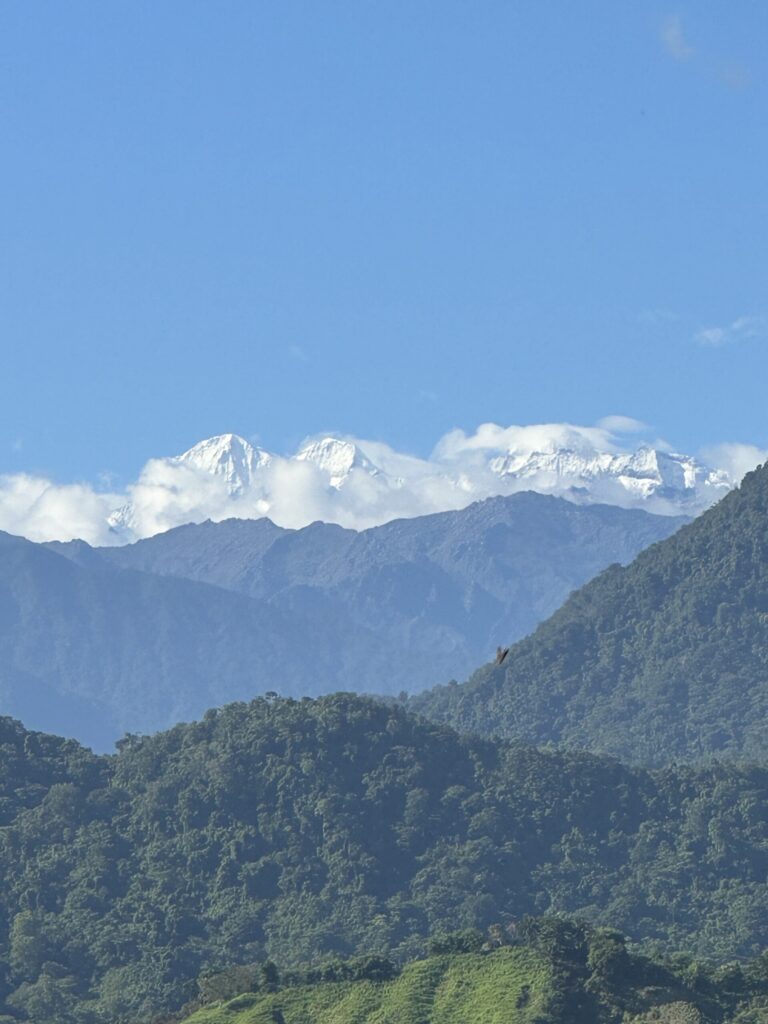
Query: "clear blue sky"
1 2 766 483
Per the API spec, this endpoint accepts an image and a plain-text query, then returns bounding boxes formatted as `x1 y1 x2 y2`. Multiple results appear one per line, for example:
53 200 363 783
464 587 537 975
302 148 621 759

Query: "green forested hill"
415 462 768 765
0 716 107 829
4 695 768 1021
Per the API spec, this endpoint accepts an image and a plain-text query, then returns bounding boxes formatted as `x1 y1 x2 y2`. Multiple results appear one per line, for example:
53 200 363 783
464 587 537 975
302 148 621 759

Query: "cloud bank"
0 420 765 546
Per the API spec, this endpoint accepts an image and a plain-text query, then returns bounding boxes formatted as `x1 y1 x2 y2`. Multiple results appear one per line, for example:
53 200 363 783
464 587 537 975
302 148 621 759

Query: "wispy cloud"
596 415 648 434
719 61 751 92
660 14 751 90
695 315 767 347
660 15 694 61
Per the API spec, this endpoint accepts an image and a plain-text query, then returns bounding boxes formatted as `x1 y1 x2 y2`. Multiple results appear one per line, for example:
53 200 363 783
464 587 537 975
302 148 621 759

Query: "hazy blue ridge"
22 492 683 749
0 529 341 750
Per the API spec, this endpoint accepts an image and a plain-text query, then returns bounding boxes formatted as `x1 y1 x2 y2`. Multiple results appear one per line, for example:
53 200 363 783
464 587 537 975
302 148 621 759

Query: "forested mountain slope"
3 695 768 1021
416 462 768 766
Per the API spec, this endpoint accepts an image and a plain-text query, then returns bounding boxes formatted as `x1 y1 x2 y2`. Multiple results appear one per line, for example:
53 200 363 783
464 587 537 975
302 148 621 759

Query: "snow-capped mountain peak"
295 437 381 488
176 433 272 495
489 443 730 512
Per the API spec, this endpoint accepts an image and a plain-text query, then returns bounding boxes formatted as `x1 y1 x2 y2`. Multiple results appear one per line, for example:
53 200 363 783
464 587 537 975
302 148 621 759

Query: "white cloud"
660 15 752 91
695 315 766 346
696 326 727 346
596 415 648 434
700 443 768 483
115 458 250 539
0 474 119 545
661 15 694 61
432 421 629 461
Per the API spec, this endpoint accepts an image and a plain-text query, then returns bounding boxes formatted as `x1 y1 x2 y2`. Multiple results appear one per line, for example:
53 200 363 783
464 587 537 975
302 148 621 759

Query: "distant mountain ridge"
0 492 684 749
415 461 768 766
93 490 685 690
0 528 326 749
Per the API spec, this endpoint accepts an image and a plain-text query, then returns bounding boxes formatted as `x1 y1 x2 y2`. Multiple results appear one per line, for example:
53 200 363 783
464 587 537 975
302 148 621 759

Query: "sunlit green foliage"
179 921 768 1024
182 948 554 1024
3 698 768 1020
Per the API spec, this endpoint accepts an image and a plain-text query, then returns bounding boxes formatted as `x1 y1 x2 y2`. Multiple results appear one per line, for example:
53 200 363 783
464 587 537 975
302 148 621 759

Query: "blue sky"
1 2 766 483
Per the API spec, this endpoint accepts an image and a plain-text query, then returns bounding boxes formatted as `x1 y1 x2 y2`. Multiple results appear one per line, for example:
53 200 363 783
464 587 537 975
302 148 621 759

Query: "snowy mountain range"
0 420 756 545
104 429 731 543
489 444 728 508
